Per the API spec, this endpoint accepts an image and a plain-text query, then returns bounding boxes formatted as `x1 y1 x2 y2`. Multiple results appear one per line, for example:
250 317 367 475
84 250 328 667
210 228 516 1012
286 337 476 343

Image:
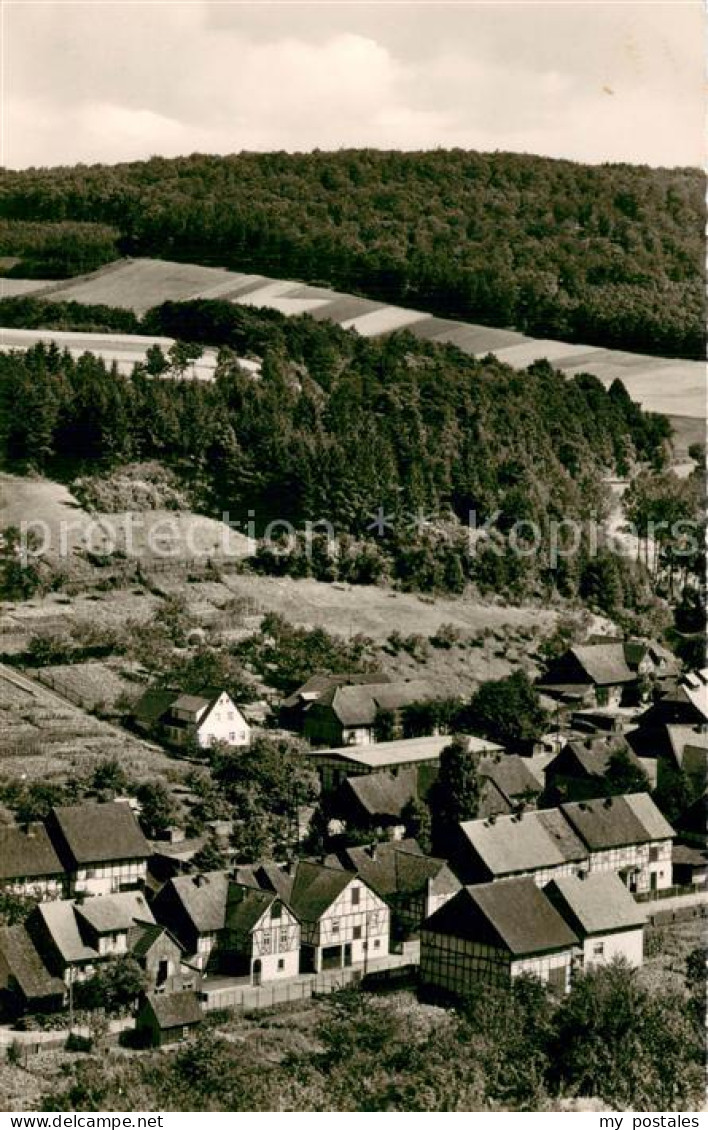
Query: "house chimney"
488 814 497 826
603 797 613 809
368 843 378 861
194 873 206 887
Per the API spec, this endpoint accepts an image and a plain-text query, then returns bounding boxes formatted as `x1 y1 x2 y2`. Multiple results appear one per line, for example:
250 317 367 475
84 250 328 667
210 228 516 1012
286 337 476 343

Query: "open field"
0 473 252 566
0 662 176 783
218 572 561 641
2 257 703 422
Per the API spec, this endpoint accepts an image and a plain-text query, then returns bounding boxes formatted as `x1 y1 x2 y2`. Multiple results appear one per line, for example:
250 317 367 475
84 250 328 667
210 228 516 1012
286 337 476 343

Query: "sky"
3 0 705 169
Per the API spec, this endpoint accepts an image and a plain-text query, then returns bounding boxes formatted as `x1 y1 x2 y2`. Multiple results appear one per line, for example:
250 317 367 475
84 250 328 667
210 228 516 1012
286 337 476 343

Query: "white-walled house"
45 802 150 897
151 871 229 972
453 808 587 886
221 884 300 984
560 793 674 894
0 824 66 898
25 890 155 985
420 879 579 998
544 873 646 969
258 860 391 973
134 687 250 750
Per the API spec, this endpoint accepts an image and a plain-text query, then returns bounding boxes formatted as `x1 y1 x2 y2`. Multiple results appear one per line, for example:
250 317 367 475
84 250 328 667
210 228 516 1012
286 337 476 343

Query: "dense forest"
0 150 704 357
0 296 679 612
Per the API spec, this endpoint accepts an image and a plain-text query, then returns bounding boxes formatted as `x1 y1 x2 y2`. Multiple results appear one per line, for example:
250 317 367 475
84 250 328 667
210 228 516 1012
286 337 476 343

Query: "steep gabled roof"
569 645 635 686
343 769 417 820
423 879 578 956
458 808 586 877
158 871 229 934
281 672 391 710
479 755 542 804
545 737 639 780
34 902 97 964
544 873 646 937
333 841 459 901
48 802 150 866
142 990 202 1029
314 680 446 726
561 793 673 850
75 891 154 935
286 861 354 923
129 922 182 959
0 925 65 1001
224 884 278 938
0 823 64 881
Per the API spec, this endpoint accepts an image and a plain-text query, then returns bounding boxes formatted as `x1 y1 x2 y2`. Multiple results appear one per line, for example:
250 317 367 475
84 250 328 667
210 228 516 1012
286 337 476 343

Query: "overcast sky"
3 0 704 169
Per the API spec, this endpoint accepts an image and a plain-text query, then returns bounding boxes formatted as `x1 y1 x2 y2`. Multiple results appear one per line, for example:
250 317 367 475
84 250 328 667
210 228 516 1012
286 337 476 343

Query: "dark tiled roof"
344 769 417 819
459 808 586 877
570 645 635 686
143 990 202 1029
160 871 229 934
49 802 150 865
479 755 542 803
0 925 65 1001
561 793 673 850
333 840 458 900
76 891 154 934
423 879 578 956
281 672 391 710
546 737 640 779
286 861 353 923
129 922 180 959
224 884 277 937
0 823 64 881
316 680 445 726
544 873 646 936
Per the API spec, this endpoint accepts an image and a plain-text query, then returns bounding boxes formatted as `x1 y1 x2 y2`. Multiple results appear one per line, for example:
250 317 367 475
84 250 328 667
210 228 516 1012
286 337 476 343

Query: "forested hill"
0 150 704 358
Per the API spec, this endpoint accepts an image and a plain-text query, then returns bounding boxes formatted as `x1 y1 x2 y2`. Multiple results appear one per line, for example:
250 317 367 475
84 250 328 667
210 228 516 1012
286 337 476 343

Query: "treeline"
0 298 672 607
0 220 119 278
0 150 704 357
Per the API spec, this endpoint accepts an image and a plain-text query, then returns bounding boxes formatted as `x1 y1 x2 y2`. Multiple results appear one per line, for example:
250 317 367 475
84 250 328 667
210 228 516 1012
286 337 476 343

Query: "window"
331 919 340 934
649 846 659 862
262 931 272 953
278 958 285 971
271 902 282 919
373 939 380 950
592 941 605 957
229 732 236 741
353 925 362 940
351 887 360 907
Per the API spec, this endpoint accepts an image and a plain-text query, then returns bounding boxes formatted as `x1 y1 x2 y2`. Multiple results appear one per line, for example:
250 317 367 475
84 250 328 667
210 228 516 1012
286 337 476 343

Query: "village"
0 629 705 1053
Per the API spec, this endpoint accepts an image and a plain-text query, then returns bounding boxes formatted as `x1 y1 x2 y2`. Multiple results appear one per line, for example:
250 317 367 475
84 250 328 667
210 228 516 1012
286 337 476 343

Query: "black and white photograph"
0 0 705 1117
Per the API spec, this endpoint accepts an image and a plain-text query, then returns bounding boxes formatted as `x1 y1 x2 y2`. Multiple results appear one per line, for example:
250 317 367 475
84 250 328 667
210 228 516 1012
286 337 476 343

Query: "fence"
636 883 703 902
200 957 418 1014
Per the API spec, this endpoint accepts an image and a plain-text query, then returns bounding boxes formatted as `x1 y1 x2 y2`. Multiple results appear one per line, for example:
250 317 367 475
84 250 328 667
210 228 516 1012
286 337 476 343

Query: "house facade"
0 824 66 899
151 871 229 972
303 680 449 747
560 793 674 894
544 873 645 969
327 840 461 944
134 687 250 750
24 891 156 988
420 879 578 998
539 644 636 708
45 802 150 897
454 808 588 886
256 860 390 974
221 884 300 984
